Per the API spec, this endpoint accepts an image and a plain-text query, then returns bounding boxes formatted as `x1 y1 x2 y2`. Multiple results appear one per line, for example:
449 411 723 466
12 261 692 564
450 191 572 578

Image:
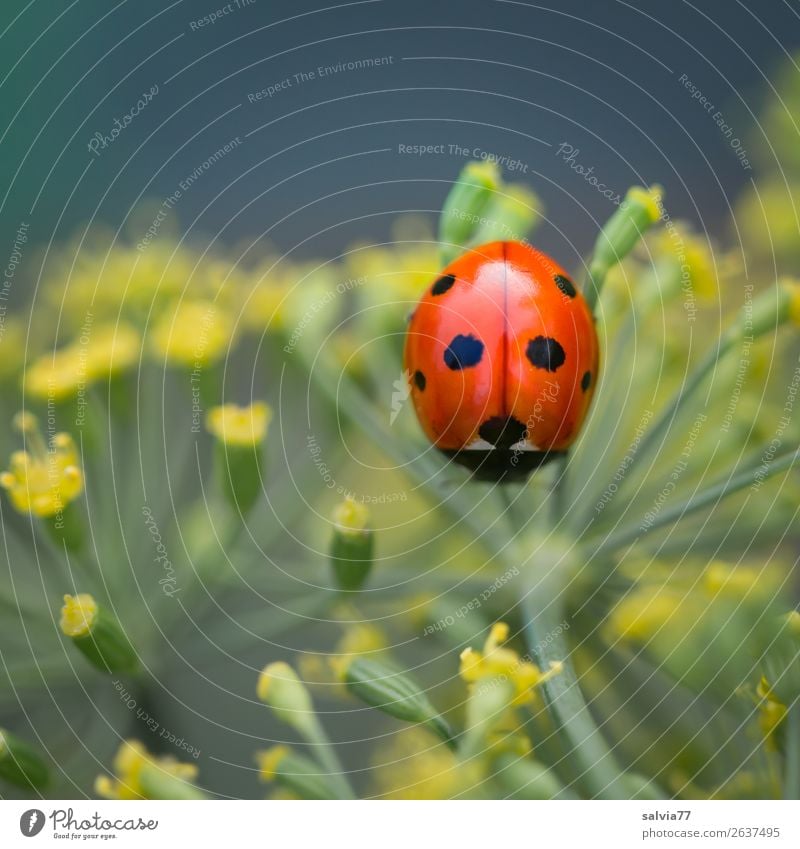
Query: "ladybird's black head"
439 447 566 482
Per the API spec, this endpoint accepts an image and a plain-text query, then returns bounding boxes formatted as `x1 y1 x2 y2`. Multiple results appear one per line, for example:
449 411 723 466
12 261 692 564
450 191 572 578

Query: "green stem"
595 446 800 555
304 357 509 553
785 702 800 800
621 329 737 480
303 716 356 800
582 262 606 314
521 582 627 799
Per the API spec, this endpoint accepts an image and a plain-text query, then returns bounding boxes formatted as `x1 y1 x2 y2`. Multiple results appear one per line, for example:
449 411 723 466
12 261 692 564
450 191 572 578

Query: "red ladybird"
404 240 599 481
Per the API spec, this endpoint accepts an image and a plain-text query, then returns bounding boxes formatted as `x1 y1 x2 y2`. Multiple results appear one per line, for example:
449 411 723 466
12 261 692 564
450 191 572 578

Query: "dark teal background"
1 0 798 296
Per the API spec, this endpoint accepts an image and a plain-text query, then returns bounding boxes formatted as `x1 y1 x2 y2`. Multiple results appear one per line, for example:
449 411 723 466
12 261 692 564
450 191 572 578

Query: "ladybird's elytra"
403 240 599 481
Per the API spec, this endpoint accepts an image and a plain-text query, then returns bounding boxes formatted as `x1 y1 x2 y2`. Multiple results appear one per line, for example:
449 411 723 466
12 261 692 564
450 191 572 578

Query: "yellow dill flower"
150 300 234 366
608 587 688 643
300 623 388 688
329 623 387 680
84 323 141 379
703 561 769 599
257 662 314 732
0 318 25 380
779 277 800 326
656 226 718 302
255 745 290 782
459 623 562 706
0 414 82 517
206 402 272 446
626 184 663 224
59 594 97 637
242 277 291 331
370 728 476 800
24 347 87 401
24 324 140 400
95 740 198 800
332 495 370 535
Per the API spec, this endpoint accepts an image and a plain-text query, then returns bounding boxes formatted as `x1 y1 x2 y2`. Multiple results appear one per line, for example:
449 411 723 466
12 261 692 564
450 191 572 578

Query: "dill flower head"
95 740 198 800
24 347 87 401
370 728 476 800
0 413 83 517
331 495 370 535
459 622 562 706
626 184 663 224
607 586 687 643
150 300 234 366
83 323 141 378
206 401 272 446
59 594 97 637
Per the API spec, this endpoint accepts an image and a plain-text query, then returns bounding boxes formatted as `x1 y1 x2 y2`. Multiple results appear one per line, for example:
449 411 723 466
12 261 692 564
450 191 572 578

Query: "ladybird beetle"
404 240 599 481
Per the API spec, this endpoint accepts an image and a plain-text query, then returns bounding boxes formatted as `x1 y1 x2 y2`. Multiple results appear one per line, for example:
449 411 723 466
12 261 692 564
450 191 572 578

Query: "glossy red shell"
404 241 599 457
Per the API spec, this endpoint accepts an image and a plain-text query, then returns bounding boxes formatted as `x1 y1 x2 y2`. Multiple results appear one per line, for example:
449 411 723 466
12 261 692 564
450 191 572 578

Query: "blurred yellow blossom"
459 622 562 707
24 347 87 401
206 402 272 447
150 300 234 366
331 495 370 535
608 587 688 643
756 676 787 751
94 740 198 800
84 323 141 378
24 323 140 401
255 745 290 782
0 414 82 517
59 594 97 637
370 729 476 800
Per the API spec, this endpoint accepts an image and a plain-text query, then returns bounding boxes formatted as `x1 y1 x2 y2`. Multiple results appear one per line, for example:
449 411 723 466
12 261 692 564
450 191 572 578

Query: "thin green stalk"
582 263 606 314
594 446 800 555
785 702 800 800
521 588 628 799
621 329 737 481
303 715 356 800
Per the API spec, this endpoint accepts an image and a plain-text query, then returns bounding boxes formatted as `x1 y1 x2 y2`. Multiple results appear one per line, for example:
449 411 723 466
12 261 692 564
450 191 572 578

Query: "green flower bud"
439 161 502 262
461 676 516 759
0 728 50 790
257 662 315 734
206 402 271 514
256 745 345 800
587 185 663 308
494 753 568 799
344 657 455 747
60 594 138 674
471 185 541 245
329 496 374 591
137 762 206 800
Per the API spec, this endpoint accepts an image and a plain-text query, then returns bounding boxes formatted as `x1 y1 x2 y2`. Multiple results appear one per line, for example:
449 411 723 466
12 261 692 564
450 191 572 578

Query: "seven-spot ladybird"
404 240 599 481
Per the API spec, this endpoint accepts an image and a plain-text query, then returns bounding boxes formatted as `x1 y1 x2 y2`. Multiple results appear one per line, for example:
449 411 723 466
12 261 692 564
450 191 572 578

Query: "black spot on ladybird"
431 273 456 296
478 416 528 449
554 274 576 298
581 370 592 392
414 370 426 390
526 336 566 372
444 334 484 370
